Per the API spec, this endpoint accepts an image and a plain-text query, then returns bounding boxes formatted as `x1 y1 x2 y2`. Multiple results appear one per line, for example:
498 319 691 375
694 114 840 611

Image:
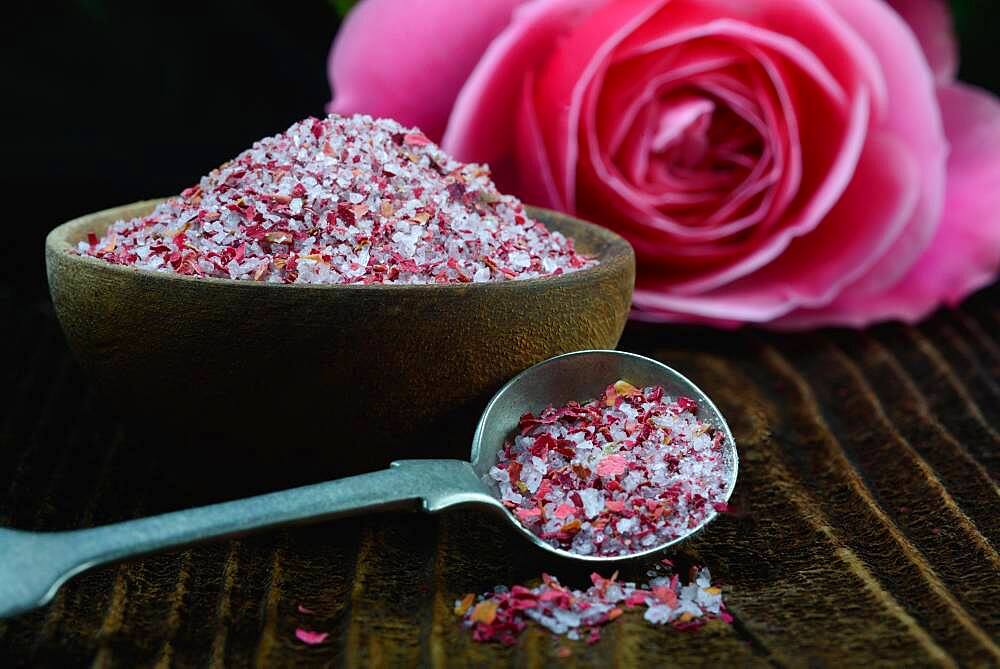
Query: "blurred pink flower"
328 0 1000 328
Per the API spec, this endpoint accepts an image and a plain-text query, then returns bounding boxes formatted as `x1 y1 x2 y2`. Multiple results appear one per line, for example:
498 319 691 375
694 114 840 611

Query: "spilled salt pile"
456 562 731 647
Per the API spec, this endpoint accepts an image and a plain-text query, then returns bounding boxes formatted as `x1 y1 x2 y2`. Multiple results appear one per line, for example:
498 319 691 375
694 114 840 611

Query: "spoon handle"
0 459 495 618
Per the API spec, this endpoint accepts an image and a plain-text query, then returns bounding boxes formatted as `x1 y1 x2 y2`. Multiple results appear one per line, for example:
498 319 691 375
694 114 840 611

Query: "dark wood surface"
0 285 997 668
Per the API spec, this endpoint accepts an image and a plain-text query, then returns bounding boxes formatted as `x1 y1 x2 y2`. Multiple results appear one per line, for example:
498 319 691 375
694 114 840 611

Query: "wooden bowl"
46 199 634 483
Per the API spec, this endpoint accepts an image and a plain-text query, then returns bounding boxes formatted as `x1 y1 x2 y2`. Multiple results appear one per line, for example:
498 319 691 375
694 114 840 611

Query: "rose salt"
456 562 731 646
489 381 729 558
78 114 594 284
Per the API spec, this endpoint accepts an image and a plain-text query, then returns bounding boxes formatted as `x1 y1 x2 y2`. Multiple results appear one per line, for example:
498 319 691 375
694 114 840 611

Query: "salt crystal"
643 605 674 624
615 517 638 534
578 488 605 519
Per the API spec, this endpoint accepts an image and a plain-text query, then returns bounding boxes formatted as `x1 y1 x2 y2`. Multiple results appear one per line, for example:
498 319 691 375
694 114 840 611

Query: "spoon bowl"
0 351 736 618
470 350 738 563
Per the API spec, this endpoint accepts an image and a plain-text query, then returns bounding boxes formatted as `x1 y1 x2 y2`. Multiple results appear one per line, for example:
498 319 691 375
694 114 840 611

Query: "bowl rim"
46 198 634 293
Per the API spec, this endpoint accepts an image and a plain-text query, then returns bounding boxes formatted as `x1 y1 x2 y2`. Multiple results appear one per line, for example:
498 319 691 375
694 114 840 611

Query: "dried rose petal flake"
454 593 475 616
295 628 329 645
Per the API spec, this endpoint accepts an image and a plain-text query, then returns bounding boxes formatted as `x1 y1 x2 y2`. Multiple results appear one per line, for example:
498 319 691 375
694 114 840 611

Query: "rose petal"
514 70 567 209
773 82 1000 328
598 40 742 156
554 503 576 519
610 0 887 113
630 0 947 326
592 54 774 220
443 0 602 187
596 454 628 477
820 0 947 296
632 131 919 322
629 305 744 328
649 96 716 155
585 0 885 286
533 0 671 210
886 0 958 83
328 0 522 141
295 628 329 645
574 11 868 276
515 507 543 522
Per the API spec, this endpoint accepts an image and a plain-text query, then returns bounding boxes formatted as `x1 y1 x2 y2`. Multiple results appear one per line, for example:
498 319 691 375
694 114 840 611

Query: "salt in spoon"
0 350 737 618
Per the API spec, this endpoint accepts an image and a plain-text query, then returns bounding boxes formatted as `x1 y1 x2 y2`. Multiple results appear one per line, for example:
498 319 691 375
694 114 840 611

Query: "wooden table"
1 285 997 667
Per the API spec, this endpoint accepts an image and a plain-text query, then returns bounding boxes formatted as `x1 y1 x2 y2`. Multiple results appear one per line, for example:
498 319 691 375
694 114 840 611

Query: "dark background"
0 6 997 664
3 0 999 304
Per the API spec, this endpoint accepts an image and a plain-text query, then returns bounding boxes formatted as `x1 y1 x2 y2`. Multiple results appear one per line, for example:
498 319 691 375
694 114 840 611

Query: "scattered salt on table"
457 561 732 647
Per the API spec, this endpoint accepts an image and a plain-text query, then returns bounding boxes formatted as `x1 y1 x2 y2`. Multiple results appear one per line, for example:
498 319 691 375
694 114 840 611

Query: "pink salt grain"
489 381 729 558
78 114 594 284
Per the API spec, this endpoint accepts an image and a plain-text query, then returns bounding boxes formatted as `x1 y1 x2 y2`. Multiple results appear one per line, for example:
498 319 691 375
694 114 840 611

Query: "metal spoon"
0 350 737 618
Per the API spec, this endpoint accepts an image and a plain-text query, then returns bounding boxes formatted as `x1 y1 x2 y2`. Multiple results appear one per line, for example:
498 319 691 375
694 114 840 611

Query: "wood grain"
0 284 997 668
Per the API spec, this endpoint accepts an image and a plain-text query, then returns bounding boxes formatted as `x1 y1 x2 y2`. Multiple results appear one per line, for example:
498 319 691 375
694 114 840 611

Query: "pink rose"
329 0 1000 328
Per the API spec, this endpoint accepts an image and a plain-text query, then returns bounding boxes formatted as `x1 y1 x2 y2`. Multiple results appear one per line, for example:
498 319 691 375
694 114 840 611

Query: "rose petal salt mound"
456 562 731 647
78 114 593 284
490 381 729 558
